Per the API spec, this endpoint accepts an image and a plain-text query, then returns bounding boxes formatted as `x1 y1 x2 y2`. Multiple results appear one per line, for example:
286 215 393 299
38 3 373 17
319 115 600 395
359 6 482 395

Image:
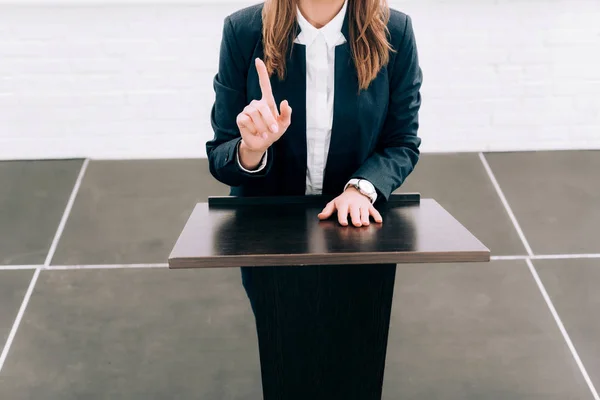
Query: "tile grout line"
0 265 43 271
0 159 90 373
533 254 600 260
46 263 169 270
478 152 534 257
526 258 600 400
479 152 599 400
42 159 90 268
3 255 600 272
490 255 528 261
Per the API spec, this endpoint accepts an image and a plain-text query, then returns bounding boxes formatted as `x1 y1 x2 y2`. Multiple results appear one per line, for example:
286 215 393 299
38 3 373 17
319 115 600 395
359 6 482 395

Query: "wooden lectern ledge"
168 193 490 269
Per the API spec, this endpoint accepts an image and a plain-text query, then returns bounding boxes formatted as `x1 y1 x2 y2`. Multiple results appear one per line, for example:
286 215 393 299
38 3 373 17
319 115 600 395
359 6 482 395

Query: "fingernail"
262 132 268 139
271 124 278 133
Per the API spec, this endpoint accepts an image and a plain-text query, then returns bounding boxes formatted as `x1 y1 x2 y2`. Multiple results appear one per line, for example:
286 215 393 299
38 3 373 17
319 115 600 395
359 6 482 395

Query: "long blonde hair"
262 0 393 91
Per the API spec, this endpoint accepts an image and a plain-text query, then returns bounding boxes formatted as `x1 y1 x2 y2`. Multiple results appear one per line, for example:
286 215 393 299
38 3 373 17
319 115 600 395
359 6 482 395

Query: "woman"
206 0 422 398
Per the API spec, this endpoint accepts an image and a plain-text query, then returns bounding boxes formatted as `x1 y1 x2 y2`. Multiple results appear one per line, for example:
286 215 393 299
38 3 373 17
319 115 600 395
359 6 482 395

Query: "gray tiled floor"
0 271 34 345
51 159 228 265
536 258 600 392
0 160 83 265
399 153 527 256
385 260 589 399
485 151 600 254
1 151 599 399
0 268 261 399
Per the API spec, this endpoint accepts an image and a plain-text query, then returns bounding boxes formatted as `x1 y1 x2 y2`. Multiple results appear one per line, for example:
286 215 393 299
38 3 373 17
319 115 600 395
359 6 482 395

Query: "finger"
255 58 276 109
318 201 335 220
337 202 349 226
253 101 279 134
236 114 257 135
244 105 269 138
369 205 383 223
278 100 292 128
360 207 370 226
350 204 362 227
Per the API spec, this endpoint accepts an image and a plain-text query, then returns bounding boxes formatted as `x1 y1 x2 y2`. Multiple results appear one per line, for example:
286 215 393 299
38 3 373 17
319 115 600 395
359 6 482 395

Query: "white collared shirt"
295 0 347 195
238 0 375 202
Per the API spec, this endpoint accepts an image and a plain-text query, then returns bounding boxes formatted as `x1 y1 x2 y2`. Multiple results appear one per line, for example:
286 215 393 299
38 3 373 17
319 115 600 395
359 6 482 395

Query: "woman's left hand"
318 188 383 227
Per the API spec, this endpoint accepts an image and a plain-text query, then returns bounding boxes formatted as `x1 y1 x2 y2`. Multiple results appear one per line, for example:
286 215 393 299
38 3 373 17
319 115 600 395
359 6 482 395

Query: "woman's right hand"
236 58 292 169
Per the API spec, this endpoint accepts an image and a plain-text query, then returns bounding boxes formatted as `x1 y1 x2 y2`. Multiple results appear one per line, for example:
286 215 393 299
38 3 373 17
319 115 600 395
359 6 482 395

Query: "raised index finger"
255 58 275 107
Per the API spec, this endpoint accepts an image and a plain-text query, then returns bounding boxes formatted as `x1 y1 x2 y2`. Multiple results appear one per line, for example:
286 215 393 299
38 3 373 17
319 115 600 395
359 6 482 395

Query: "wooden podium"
169 194 489 399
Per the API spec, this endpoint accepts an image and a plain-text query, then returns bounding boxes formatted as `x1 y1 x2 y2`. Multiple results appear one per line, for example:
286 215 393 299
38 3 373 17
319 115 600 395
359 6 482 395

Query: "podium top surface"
168 194 490 269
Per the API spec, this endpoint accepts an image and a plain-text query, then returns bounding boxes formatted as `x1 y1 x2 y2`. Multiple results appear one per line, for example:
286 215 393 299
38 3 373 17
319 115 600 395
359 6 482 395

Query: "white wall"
0 0 599 160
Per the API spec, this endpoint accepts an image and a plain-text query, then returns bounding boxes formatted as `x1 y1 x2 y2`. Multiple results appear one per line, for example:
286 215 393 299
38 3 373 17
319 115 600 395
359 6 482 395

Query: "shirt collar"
295 0 348 48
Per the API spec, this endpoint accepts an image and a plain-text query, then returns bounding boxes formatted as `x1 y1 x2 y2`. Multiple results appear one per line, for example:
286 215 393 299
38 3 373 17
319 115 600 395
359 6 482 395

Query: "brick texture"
0 1 599 159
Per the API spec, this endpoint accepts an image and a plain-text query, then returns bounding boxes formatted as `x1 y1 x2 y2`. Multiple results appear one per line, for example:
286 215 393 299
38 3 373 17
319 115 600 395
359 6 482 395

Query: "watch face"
359 180 375 195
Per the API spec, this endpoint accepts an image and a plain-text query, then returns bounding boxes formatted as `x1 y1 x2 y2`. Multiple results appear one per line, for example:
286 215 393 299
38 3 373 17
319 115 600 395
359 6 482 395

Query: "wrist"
345 179 377 203
238 140 266 170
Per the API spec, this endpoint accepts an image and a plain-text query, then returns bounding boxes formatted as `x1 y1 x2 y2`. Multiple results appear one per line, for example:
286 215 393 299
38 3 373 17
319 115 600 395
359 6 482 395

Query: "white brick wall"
0 0 599 160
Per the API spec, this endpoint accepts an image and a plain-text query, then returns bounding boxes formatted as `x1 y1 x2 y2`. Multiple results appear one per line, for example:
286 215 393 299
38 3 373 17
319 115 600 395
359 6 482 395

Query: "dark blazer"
206 3 422 203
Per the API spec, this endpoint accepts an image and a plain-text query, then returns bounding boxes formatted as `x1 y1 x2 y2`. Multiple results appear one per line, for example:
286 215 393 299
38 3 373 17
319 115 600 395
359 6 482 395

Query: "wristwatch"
345 179 377 204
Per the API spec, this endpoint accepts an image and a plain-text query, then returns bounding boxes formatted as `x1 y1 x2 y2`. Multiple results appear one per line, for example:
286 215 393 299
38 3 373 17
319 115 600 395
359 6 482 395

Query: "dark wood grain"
168 195 490 269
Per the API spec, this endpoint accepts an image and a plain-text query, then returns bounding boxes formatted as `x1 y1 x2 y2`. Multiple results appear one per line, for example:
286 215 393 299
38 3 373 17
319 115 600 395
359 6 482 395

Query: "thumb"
278 100 292 126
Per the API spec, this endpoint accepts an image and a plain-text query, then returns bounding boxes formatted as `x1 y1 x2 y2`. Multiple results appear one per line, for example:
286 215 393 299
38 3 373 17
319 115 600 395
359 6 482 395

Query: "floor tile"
383 260 590 399
485 151 600 254
51 159 229 265
398 153 526 256
535 258 600 392
0 267 261 400
0 160 83 265
0 270 34 346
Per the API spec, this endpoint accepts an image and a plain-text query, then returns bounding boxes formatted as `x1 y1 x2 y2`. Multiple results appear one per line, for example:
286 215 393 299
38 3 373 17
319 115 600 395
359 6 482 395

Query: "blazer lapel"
323 14 360 194
271 42 308 195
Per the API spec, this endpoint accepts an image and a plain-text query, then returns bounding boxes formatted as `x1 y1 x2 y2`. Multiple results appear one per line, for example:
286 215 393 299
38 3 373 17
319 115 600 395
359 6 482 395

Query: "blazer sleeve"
350 15 422 201
205 16 274 187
